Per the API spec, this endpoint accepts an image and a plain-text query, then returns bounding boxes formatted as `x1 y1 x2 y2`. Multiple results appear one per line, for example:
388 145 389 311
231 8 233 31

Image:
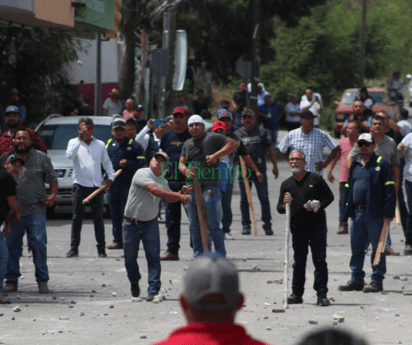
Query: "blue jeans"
221 180 234 234
238 170 271 229
350 210 386 285
0 231 7 294
291 227 328 296
265 127 278 152
403 180 412 245
107 186 130 245
186 185 226 257
6 212 49 285
234 111 242 127
123 219 161 294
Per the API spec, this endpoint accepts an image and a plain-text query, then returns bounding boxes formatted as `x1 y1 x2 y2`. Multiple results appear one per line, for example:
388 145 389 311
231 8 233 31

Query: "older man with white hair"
179 115 239 258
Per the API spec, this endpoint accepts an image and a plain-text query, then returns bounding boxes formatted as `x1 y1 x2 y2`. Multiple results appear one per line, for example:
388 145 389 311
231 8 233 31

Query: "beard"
16 145 31 154
7 121 19 129
291 167 303 174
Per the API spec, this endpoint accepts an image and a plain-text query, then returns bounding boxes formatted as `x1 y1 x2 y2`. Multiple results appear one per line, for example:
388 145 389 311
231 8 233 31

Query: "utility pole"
250 0 260 113
358 0 367 87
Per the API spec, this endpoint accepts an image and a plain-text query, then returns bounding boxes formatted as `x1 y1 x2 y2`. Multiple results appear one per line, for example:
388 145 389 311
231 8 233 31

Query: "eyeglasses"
173 113 185 118
214 130 226 134
358 141 372 147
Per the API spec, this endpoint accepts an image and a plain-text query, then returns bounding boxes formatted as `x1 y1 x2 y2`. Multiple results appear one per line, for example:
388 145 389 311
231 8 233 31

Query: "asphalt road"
1 149 412 345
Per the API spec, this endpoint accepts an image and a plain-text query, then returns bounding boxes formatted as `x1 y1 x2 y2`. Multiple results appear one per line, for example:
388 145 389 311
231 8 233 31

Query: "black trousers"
291 226 328 297
70 183 105 251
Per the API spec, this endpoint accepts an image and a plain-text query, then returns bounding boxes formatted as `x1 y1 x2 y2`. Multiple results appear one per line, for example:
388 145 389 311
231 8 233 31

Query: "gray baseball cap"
6 153 25 166
154 151 169 163
183 253 240 310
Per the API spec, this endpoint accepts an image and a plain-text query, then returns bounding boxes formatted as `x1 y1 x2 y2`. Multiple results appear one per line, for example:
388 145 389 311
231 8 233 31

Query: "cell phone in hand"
152 119 163 126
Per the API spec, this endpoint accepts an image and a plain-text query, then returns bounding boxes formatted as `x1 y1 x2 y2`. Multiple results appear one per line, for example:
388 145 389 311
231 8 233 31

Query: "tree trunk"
136 28 149 105
118 33 136 101
118 0 138 101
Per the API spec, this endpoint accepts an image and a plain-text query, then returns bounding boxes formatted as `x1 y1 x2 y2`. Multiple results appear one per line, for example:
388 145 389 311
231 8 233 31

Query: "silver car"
35 115 113 216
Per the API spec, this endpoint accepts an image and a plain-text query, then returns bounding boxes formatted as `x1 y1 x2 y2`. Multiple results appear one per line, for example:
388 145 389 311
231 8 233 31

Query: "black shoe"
242 225 251 235
287 294 303 304
146 292 157 302
66 248 78 258
317 294 330 306
264 228 274 236
362 281 383 293
338 280 364 291
131 284 140 298
98 249 107 258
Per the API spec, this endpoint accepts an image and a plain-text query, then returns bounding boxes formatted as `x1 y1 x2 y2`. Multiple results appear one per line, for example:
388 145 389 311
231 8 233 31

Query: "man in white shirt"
300 88 322 127
65 117 115 258
285 94 301 131
102 88 123 117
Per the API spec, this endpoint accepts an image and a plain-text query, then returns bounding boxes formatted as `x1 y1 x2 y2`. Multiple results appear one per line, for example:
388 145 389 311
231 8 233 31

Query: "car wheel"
46 205 55 219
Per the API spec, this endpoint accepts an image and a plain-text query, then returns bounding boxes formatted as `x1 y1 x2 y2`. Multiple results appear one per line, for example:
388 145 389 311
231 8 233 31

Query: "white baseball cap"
188 115 205 126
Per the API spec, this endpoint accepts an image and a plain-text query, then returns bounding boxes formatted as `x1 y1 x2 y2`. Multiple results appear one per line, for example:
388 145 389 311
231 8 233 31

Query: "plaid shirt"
278 127 338 174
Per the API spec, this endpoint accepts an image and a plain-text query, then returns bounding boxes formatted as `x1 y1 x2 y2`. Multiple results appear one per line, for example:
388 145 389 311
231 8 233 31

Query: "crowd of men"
0 81 411 315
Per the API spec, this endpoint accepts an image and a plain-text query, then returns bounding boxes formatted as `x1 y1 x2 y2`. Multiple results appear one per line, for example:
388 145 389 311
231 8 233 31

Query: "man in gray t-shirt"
179 115 239 258
123 151 191 301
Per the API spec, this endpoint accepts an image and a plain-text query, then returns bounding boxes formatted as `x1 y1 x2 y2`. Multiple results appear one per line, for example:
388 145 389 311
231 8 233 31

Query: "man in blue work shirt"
106 118 145 249
339 133 396 293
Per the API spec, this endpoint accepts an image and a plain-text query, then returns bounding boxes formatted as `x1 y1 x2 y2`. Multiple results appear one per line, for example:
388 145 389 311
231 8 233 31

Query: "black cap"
241 109 256 117
136 104 144 111
112 119 126 129
300 110 317 118
6 154 25 166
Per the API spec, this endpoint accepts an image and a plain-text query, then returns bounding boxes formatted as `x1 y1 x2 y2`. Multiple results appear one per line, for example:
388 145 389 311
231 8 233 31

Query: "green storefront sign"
75 0 115 31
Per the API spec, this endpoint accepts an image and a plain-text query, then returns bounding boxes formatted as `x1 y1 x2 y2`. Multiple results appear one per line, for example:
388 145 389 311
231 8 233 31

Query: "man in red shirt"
153 253 271 345
0 106 46 155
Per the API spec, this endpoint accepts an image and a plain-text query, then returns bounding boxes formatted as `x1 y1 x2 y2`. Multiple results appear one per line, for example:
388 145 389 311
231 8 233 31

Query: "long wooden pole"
191 167 210 252
82 169 122 204
373 218 391 266
283 202 290 309
239 157 258 235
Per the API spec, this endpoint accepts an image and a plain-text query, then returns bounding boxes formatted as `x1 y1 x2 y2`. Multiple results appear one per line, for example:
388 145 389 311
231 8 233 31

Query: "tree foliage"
176 0 327 83
0 27 83 123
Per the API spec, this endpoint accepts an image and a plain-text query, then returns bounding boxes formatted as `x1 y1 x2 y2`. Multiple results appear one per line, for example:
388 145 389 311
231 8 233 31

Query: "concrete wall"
34 0 74 27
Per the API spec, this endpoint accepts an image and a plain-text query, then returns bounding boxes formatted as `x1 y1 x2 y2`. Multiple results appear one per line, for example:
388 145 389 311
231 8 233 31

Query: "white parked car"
35 115 113 216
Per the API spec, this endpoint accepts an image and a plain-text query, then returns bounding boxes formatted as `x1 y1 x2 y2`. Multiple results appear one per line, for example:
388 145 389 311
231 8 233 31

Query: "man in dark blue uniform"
106 118 145 249
159 107 192 261
339 133 396 293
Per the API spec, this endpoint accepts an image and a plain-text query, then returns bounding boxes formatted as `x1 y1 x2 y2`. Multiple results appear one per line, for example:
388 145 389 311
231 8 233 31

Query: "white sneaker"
224 232 235 240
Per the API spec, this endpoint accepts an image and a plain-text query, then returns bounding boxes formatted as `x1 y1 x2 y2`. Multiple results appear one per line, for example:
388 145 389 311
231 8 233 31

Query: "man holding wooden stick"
179 115 238 258
234 109 279 236
339 133 396 293
277 150 334 306
65 117 115 258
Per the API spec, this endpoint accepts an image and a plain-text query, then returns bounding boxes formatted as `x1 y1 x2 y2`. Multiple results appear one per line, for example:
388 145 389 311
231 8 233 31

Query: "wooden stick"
373 218 391 266
395 201 401 225
283 202 291 309
239 156 258 236
82 169 122 204
191 167 210 252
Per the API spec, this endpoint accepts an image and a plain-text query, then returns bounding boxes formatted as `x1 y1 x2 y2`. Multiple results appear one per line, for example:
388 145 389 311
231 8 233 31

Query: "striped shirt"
278 127 338 174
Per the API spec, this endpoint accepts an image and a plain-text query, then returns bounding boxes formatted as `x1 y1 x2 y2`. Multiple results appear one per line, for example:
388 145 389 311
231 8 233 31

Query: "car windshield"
341 91 387 106
37 124 112 150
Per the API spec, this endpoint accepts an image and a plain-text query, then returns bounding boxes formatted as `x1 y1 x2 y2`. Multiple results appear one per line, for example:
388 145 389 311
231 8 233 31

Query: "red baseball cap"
172 106 187 116
211 121 227 132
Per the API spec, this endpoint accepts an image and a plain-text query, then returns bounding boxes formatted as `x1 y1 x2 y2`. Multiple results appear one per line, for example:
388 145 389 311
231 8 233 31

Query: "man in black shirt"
234 109 279 235
159 107 192 261
0 154 23 304
277 150 334 307
231 81 248 127
192 90 208 115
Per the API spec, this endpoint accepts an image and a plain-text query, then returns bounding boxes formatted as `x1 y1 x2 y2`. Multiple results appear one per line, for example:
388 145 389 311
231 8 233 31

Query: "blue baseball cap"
217 108 233 120
5 106 20 116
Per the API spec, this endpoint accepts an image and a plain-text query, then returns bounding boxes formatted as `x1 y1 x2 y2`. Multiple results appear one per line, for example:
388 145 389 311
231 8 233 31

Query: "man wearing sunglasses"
347 115 400 256
339 133 396 293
